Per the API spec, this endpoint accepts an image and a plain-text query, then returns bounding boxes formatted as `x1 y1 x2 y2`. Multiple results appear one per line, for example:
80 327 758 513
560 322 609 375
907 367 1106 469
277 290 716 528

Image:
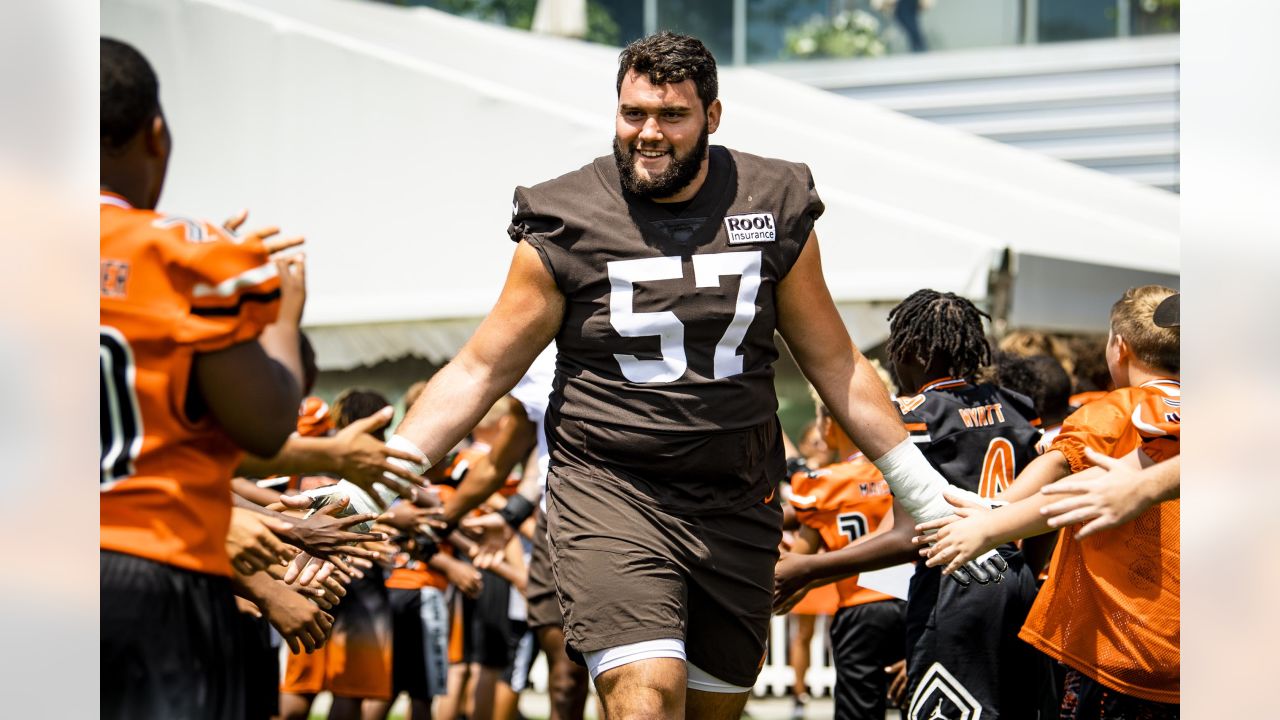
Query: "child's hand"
918 505 997 577
913 492 1008 585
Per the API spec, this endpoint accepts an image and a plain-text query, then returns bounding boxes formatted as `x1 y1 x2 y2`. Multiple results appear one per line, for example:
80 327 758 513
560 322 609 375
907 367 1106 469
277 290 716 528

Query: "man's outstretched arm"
395 241 563 469
775 233 1006 585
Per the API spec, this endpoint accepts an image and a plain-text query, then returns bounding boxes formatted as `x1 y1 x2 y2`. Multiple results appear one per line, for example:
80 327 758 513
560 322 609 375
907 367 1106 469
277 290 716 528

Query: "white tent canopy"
103 0 1178 370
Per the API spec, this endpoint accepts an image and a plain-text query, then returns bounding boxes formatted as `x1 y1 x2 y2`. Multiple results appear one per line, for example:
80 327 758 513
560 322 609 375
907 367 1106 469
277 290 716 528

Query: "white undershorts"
582 638 753 694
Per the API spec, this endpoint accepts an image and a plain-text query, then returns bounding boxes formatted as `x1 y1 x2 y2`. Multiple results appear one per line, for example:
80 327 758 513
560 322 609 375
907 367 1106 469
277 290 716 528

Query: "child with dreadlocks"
774 289 1054 720
885 289 1054 720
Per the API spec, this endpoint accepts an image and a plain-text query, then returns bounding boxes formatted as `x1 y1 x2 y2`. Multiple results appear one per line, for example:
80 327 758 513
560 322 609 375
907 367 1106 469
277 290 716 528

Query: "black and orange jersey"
1020 379 1180 704
100 192 280 576
895 377 1042 500
789 454 896 609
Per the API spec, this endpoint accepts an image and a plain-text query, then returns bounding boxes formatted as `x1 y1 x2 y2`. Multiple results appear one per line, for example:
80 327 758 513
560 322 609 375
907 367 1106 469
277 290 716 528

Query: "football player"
918 285 1180 718
100 37 307 719
389 33 988 720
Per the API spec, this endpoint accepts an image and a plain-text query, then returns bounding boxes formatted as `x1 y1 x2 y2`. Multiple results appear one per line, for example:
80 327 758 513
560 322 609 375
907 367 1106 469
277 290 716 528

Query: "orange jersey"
1020 379 1181 703
1069 389 1109 409
100 193 280 576
789 454 896 609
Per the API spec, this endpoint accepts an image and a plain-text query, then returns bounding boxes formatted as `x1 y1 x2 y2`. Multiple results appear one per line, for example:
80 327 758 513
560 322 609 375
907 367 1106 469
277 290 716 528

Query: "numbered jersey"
1020 379 1181 703
100 192 280 577
508 146 823 432
895 378 1041 499
789 455 896 609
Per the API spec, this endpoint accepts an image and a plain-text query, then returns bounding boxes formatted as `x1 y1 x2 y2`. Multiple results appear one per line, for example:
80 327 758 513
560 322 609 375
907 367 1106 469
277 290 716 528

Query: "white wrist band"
379 434 433 500
872 437 988 524
387 434 432 474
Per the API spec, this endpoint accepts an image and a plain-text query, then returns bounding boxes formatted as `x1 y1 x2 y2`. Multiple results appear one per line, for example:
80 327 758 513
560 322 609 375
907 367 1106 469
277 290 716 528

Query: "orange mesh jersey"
1020 378 1181 704
789 455 896 609
100 192 280 576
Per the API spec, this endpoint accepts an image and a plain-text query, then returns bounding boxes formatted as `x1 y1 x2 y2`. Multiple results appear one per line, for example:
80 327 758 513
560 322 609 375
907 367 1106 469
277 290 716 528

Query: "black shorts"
389 588 428 699
238 613 280 720
903 550 1057 720
101 550 244 720
462 569 524 669
504 627 539 691
829 599 907 720
525 509 562 631
547 456 783 688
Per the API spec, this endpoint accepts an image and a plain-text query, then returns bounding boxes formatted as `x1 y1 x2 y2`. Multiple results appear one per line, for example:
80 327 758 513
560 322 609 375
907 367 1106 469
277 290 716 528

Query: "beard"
613 123 709 200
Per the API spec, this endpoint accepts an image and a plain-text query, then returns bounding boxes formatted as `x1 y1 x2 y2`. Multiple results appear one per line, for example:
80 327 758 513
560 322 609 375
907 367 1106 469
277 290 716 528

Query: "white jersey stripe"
191 262 279 299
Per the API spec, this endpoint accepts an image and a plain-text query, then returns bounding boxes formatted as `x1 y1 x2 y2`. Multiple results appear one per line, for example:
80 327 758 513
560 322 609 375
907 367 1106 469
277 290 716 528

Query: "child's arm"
1041 449 1176 539
993 447 1073 502
913 450 1073 576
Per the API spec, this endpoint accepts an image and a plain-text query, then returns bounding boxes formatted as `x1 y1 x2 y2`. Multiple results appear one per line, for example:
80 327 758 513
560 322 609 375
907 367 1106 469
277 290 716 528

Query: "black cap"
1153 293 1179 328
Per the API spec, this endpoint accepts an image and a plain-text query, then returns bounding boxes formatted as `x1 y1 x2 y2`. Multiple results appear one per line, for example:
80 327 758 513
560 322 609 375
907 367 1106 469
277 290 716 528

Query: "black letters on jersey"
507 146 824 433
895 377 1042 499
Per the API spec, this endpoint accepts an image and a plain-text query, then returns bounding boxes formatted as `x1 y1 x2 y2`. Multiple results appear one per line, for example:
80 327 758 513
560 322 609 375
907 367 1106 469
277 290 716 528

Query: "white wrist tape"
872 437 990 524
387 434 432 475
381 434 432 498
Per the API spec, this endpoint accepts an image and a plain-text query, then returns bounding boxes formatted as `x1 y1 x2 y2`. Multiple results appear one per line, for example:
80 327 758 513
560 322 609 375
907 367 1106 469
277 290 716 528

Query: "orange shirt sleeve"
163 221 281 352
1049 391 1130 473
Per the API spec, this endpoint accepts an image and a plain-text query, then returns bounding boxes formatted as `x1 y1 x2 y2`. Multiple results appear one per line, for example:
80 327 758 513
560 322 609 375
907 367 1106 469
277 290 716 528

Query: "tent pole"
988 248 1014 340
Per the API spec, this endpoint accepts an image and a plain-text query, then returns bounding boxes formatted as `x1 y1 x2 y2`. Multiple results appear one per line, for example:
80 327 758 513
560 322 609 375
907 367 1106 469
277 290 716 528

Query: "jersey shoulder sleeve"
895 393 933 445
114 209 281 353
508 160 607 290
1050 387 1140 472
728 150 824 273
164 218 281 352
787 469 824 526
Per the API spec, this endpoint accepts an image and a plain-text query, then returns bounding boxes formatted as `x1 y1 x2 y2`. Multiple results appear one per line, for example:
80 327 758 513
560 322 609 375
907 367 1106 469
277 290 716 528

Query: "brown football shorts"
545 417 784 688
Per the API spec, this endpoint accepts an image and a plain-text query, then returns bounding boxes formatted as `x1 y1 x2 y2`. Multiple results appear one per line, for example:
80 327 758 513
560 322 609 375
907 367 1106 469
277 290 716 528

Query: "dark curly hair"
616 31 718 112
332 388 392 440
887 289 992 381
101 38 160 152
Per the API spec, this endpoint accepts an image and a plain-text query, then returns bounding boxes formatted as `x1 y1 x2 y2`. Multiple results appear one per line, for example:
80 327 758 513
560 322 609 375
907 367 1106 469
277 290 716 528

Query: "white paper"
857 563 914 601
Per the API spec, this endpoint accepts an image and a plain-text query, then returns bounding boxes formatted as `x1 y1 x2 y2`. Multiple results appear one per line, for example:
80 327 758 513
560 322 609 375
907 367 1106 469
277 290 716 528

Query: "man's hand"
226 507 300 575
266 493 314 514
460 511 514 567
380 499 445 536
284 552 357 586
914 493 1008 585
1040 448 1166 539
434 554 483 598
295 576 344 611
885 659 909 708
329 407 429 498
284 496 387 560
262 584 334 654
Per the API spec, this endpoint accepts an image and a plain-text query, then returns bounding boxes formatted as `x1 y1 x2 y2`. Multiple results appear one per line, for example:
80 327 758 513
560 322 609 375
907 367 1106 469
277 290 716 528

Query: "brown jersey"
508 146 823 433
1020 379 1180 703
100 192 280 576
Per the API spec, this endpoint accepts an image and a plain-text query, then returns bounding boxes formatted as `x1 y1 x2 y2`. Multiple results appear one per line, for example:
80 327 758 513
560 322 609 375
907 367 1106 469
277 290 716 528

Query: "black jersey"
897 378 1054 720
507 146 823 433
895 377 1041 499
